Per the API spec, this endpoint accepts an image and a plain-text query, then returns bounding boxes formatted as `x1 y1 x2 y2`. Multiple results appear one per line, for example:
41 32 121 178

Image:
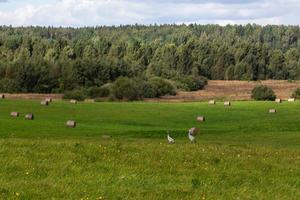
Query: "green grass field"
0 99 299 199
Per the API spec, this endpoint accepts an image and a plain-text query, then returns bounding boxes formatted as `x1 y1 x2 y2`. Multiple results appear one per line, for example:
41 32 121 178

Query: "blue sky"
0 0 300 27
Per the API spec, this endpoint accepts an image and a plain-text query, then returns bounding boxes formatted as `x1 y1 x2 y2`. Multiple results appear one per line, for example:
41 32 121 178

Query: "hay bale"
224 101 231 106
84 99 95 103
288 98 295 102
102 135 112 139
0 94 5 99
41 100 49 106
66 120 76 128
70 99 77 104
10 112 19 117
25 113 34 120
189 127 199 136
275 98 282 103
269 109 276 113
197 116 205 122
209 100 215 105
45 98 52 103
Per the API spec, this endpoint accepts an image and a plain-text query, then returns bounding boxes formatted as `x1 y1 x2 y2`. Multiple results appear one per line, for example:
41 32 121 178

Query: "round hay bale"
189 127 199 136
84 99 95 103
269 109 276 113
102 135 112 139
197 116 205 122
224 101 231 106
66 120 76 128
41 100 49 106
25 113 34 120
70 99 77 104
45 98 52 103
209 100 215 105
10 112 19 117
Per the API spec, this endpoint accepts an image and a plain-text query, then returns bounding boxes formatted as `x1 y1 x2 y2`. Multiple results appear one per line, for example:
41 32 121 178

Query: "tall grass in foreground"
0 138 299 199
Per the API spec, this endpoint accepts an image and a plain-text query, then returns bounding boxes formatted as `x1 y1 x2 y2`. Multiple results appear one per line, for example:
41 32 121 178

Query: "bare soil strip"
2 93 62 100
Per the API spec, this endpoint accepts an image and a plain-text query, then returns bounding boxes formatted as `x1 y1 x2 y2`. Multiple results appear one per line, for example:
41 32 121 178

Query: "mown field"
0 99 299 199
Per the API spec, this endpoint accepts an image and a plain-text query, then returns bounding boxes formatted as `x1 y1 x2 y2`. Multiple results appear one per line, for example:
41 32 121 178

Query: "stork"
167 131 175 144
188 128 198 143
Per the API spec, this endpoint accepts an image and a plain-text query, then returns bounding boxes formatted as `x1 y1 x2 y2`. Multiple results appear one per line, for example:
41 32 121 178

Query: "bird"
167 131 175 144
188 129 196 143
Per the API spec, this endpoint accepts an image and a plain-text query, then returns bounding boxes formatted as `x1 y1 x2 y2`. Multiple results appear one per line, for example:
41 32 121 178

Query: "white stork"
188 128 198 143
167 133 175 144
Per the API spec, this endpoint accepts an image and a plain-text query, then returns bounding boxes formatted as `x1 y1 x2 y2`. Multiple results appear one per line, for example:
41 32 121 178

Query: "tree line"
0 24 300 94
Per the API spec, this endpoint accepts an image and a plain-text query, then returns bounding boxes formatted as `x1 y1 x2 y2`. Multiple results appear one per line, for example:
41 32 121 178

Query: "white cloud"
0 0 300 26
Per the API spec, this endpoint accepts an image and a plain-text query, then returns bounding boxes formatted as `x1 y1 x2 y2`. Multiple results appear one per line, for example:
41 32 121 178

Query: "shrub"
141 82 157 98
111 77 141 101
251 85 276 101
178 75 208 91
149 77 177 97
292 88 300 99
88 84 111 98
109 77 176 100
134 79 157 98
63 89 87 101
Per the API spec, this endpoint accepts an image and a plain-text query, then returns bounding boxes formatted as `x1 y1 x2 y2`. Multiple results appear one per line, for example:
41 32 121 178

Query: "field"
0 99 300 199
160 80 300 102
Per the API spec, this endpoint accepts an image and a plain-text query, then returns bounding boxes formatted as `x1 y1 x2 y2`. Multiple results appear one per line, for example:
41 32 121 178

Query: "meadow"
0 99 299 199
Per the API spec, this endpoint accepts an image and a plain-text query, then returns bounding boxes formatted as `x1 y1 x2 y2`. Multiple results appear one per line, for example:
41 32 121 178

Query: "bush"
292 88 300 99
178 75 208 91
251 85 276 101
104 77 177 101
141 82 157 98
133 78 156 98
111 77 141 101
88 84 111 98
63 89 87 101
149 77 177 97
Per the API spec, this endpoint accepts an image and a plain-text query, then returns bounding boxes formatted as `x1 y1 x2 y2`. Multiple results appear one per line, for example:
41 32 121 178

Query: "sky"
0 0 300 27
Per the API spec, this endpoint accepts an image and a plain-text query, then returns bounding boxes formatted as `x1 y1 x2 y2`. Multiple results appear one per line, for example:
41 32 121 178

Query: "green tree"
268 50 287 79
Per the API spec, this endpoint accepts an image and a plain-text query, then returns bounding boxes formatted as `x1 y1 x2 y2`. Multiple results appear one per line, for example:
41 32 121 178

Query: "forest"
0 24 300 95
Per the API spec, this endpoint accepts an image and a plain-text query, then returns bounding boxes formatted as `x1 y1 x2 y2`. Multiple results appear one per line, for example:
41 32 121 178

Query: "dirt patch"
2 93 63 100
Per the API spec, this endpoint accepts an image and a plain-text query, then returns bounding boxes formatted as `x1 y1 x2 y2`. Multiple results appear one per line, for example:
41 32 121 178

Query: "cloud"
141 0 260 4
0 0 299 26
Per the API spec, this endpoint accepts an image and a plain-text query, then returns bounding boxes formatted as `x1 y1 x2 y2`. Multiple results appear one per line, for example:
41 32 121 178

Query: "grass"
0 99 299 199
